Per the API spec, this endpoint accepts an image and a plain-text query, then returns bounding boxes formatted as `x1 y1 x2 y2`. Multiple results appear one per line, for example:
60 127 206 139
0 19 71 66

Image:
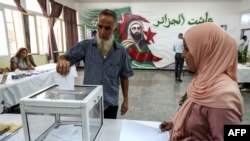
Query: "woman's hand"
178 93 188 106
159 121 173 132
28 64 35 70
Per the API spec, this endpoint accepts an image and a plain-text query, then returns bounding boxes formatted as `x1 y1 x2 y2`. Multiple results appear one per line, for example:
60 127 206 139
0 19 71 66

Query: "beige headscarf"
171 23 244 140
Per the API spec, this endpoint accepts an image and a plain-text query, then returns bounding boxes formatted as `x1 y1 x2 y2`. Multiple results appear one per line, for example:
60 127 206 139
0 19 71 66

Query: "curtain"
37 0 63 62
63 6 78 50
13 0 36 66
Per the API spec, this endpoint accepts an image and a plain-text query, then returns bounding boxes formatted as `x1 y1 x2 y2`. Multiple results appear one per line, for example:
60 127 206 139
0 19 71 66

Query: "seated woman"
10 47 34 71
160 23 243 141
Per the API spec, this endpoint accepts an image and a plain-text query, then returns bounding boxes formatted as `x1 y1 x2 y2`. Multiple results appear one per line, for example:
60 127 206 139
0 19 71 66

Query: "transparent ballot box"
20 85 103 141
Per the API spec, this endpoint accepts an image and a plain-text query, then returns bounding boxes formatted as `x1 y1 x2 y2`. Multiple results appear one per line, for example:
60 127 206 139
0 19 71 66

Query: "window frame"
0 1 66 57
5 8 27 56
0 9 10 57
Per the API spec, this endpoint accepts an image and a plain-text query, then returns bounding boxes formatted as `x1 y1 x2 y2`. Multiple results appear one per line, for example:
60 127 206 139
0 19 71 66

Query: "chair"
0 56 11 72
32 55 49 66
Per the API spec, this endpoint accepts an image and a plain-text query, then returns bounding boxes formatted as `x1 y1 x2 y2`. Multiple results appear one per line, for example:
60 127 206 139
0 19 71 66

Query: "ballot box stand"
20 85 103 141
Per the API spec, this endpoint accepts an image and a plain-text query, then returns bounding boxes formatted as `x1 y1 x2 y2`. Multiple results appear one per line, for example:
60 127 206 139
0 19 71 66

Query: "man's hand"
159 121 173 132
56 55 70 75
120 100 128 115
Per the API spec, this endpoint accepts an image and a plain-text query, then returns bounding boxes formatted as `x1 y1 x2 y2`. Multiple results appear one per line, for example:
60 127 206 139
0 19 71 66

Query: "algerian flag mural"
83 7 132 30
118 14 163 69
82 7 214 69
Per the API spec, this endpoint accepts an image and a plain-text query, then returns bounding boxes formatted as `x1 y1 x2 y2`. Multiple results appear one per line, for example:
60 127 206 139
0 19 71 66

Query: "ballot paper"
55 65 78 90
43 124 82 141
119 120 170 141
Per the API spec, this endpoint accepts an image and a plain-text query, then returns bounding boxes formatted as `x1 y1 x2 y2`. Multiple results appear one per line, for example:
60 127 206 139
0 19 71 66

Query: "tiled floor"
76 68 250 124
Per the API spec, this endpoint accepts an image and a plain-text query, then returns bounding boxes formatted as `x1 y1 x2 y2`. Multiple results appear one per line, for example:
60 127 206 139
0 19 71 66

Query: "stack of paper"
0 122 22 140
119 120 169 141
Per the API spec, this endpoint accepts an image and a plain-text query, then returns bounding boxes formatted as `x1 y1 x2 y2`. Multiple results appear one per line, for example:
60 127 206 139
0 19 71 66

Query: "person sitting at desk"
10 47 34 71
160 23 243 141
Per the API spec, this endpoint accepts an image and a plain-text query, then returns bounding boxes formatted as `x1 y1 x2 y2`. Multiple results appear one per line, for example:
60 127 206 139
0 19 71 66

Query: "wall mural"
82 7 214 69
119 13 162 68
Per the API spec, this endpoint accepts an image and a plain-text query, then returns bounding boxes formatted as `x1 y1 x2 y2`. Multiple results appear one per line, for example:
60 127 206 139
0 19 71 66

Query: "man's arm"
173 43 176 52
56 41 87 75
120 75 129 115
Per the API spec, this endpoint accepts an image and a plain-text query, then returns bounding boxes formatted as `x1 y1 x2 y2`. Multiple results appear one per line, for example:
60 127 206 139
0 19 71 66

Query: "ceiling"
72 0 239 2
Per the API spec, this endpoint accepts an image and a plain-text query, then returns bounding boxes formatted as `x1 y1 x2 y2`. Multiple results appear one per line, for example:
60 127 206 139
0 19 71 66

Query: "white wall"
240 0 250 13
56 0 76 9
239 0 250 30
73 1 242 67
76 1 241 37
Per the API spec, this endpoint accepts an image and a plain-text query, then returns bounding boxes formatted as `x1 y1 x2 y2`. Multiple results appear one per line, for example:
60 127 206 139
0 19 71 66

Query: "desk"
238 64 250 83
0 114 169 141
0 64 57 113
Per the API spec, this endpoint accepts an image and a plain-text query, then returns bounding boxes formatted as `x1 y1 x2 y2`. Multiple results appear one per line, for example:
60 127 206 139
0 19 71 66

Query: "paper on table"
55 65 78 90
119 120 169 141
0 74 3 83
0 74 8 84
0 74 3 80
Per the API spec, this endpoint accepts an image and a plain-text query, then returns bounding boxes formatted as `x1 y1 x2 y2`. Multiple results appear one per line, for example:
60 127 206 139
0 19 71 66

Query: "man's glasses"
97 24 113 31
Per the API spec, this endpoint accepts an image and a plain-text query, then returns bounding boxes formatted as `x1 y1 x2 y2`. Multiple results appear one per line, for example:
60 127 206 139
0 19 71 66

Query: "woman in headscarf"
160 23 244 141
10 47 34 71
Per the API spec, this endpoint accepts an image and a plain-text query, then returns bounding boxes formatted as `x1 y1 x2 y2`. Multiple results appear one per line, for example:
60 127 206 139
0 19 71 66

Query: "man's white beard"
96 34 114 54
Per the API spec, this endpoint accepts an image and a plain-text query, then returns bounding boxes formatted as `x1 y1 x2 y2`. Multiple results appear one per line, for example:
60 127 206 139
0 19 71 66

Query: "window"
28 14 38 54
26 0 42 14
62 21 66 52
241 13 250 26
0 10 8 56
5 9 25 55
0 2 66 56
36 15 49 54
54 19 65 52
34 17 66 54
0 0 15 6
